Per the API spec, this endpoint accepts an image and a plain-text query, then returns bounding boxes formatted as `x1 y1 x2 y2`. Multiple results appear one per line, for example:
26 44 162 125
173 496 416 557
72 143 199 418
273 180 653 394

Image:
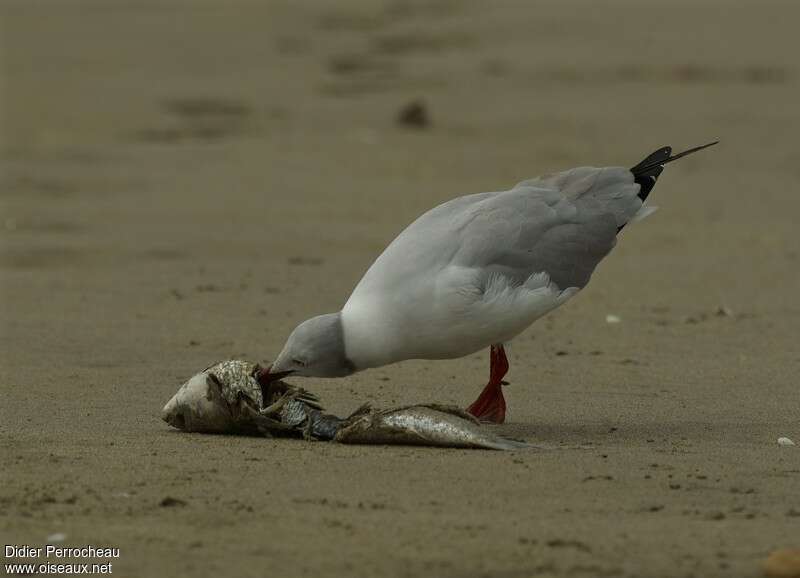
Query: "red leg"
466 344 509 423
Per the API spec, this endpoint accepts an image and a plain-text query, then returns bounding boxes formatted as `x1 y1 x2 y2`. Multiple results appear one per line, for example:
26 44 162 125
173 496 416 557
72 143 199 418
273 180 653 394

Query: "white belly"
341 269 578 370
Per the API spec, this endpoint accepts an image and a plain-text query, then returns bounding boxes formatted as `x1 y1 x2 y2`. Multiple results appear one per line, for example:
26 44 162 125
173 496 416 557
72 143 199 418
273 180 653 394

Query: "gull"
263 142 717 423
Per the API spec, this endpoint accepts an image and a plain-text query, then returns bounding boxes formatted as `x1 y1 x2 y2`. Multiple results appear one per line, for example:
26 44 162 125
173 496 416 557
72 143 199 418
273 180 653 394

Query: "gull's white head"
265 313 356 381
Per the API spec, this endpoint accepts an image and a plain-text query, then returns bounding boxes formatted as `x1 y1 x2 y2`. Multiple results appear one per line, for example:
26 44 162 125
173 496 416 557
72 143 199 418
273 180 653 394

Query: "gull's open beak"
257 366 294 385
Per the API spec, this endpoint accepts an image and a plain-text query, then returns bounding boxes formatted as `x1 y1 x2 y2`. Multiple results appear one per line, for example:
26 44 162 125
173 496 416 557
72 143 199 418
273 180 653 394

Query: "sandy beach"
2 1 799 577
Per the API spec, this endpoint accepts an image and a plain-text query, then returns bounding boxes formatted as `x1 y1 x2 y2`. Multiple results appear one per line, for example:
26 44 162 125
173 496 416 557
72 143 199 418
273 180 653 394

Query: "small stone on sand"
777 437 795 447
715 305 734 317
397 100 430 128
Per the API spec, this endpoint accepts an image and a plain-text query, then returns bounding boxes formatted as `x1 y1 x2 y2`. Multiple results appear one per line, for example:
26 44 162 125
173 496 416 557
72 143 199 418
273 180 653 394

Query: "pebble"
47 533 66 543
715 305 734 317
777 437 796 447
396 100 430 129
605 314 621 324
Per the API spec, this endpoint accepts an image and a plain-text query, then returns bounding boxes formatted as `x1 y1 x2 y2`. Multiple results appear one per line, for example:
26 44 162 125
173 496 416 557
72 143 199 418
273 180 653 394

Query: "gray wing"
452 166 642 290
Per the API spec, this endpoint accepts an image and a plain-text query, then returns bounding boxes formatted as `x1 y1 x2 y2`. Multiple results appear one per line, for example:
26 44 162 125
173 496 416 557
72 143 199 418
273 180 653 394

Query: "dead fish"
162 360 534 450
161 359 325 436
335 404 532 450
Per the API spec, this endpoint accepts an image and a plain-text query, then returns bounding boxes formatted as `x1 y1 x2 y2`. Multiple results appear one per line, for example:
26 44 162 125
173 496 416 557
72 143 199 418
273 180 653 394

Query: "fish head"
161 369 236 432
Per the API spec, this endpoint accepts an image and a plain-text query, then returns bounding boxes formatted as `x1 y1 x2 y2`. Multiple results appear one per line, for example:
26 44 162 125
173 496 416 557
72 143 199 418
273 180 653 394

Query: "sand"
1 1 798 577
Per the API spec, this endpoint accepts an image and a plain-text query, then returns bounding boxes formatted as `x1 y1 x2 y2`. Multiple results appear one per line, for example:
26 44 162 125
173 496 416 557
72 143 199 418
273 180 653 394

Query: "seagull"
262 142 717 423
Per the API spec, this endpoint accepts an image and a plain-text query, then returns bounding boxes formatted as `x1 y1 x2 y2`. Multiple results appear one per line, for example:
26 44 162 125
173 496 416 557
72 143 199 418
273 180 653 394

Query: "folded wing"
452 166 643 290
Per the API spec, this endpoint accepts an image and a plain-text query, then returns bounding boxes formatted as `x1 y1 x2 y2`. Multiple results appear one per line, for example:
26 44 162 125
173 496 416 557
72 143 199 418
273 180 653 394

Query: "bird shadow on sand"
499 420 722 447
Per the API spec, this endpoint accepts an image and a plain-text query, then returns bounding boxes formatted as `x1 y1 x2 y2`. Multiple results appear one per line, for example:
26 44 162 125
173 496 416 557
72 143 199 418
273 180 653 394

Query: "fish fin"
344 403 373 420
251 414 295 433
296 388 325 410
237 402 288 436
420 404 482 425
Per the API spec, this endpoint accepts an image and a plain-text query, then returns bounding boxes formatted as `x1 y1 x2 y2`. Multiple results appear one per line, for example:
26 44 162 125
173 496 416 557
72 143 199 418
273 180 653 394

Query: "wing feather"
453 167 640 289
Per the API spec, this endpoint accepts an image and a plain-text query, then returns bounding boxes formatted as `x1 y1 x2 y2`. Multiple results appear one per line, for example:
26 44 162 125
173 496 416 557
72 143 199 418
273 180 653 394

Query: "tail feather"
629 141 718 202
630 146 670 202
617 140 718 233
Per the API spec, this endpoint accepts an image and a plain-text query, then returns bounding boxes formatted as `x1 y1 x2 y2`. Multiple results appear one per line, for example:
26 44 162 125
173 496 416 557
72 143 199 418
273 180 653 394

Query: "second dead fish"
336 404 531 450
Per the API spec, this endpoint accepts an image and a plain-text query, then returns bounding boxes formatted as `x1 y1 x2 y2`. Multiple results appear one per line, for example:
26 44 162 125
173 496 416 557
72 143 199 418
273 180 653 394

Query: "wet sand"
1 1 799 577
